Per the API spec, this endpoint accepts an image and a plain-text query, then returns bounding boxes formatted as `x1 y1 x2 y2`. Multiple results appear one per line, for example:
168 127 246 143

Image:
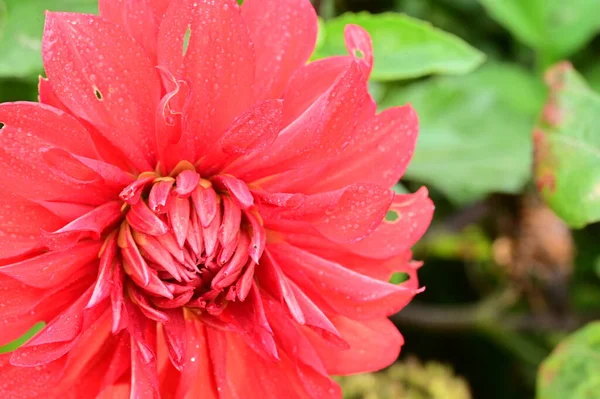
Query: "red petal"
119 223 151 286
348 187 434 259
278 183 394 243
245 210 266 264
130 335 159 399
10 289 94 367
43 13 161 172
0 102 97 158
344 24 374 74
130 287 169 323
262 295 342 398
241 0 317 101
174 320 218 398
218 284 278 360
282 56 352 125
213 174 254 210
310 105 419 192
87 233 117 308
252 190 306 209
0 241 101 289
148 179 173 214
219 100 283 157
279 229 418 280
203 204 221 258
0 108 116 205
282 26 372 124
120 175 155 205
0 271 93 347
157 0 255 162
0 353 66 399
287 281 348 348
161 309 186 371
168 197 190 248
38 76 69 112
174 170 200 197
212 235 250 290
152 290 193 309
234 61 370 181
98 381 131 399
159 231 186 264
235 261 256 301
57 316 127 398
217 233 240 266
207 328 330 398
99 0 165 63
0 189 64 259
272 243 417 318
186 210 204 257
0 274 46 321
257 251 305 323
154 69 188 170
191 185 218 227
41 201 123 251
219 196 241 246
201 99 285 174
307 316 404 375
111 261 128 334
127 199 169 237
73 155 134 188
133 231 181 282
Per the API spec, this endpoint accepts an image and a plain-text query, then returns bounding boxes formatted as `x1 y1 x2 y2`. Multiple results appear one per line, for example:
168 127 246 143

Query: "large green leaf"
313 12 485 81
534 63 600 228
537 322 600 399
0 0 98 80
381 63 545 204
479 0 600 60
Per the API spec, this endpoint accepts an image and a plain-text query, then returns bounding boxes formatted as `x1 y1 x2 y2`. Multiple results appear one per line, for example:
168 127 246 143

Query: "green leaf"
313 12 485 81
0 0 98 80
0 79 38 102
583 63 600 94
537 322 600 399
478 0 600 60
534 63 600 228
381 63 545 204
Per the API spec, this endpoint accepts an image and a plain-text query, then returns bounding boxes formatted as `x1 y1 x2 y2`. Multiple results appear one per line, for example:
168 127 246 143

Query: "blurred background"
2 0 600 398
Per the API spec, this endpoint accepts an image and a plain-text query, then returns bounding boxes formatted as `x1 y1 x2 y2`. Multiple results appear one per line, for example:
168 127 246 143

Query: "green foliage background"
2 0 600 398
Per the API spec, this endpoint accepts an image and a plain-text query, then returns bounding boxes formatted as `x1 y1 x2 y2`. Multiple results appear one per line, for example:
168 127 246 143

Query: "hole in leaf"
0 122 4 130
389 272 409 285
353 49 364 59
182 25 192 56
385 209 399 223
236 0 244 4
94 88 103 101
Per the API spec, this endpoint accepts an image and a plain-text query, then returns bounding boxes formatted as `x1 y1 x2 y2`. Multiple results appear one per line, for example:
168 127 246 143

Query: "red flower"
0 0 433 398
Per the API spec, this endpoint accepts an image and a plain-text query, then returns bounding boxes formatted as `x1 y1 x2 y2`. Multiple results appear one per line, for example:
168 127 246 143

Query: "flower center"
104 161 265 322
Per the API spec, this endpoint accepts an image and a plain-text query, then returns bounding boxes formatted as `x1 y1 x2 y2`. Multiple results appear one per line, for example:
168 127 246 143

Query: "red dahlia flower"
0 0 433 397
